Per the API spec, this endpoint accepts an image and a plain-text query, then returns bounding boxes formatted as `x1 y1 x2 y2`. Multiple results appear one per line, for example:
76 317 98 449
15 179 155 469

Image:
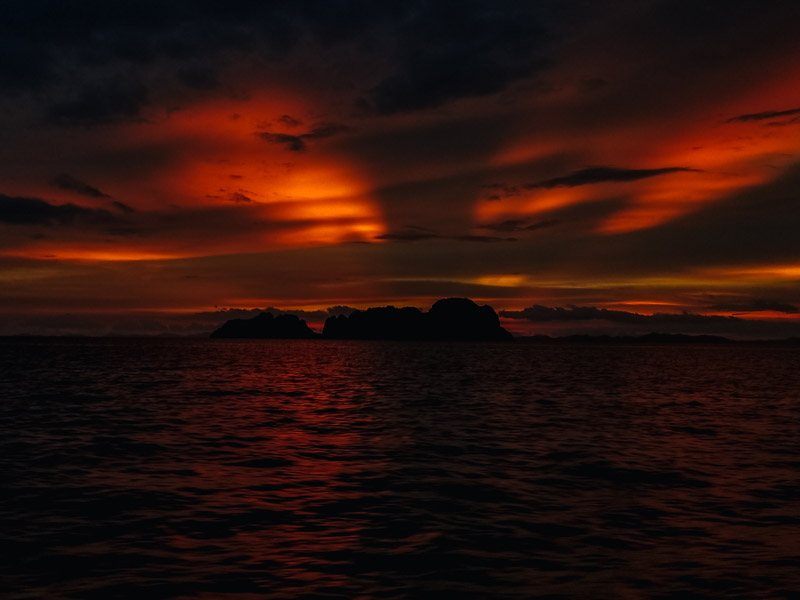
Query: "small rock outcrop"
210 312 319 339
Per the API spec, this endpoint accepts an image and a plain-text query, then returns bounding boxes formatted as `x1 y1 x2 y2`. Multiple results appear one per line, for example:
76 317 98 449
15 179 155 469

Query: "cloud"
194 305 357 323
706 299 799 314
257 122 355 152
361 1 559 114
326 305 356 317
375 231 440 242
726 107 800 123
765 116 800 127
528 166 696 189
478 218 559 233
48 79 149 126
258 133 306 152
0 300 361 337
302 123 355 140
229 192 252 203
176 66 219 90
0 193 119 226
111 201 136 213
0 36 53 91
481 183 520 201
501 305 740 326
374 227 517 243
49 174 110 198
278 114 302 127
452 235 516 243
596 162 800 275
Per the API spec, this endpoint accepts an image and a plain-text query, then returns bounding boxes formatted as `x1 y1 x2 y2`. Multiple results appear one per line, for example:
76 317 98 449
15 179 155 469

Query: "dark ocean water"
1 338 799 600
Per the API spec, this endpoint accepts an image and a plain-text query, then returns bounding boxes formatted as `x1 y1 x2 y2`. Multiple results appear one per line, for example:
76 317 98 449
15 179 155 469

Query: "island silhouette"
208 298 785 343
210 297 514 341
210 312 319 339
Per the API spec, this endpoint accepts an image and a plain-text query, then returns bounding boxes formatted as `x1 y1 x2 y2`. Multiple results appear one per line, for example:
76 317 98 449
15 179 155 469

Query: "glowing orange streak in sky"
152 96 386 248
702 264 800 280
475 57 800 236
596 60 800 234
5 92 387 261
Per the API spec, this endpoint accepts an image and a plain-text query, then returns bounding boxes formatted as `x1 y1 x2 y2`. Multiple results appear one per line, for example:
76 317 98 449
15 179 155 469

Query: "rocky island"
323 298 513 341
210 298 513 341
210 312 319 339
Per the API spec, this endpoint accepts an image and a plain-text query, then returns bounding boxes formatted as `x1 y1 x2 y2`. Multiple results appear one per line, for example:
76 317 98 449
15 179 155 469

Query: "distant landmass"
210 297 513 341
208 300 800 344
516 332 732 344
210 312 319 339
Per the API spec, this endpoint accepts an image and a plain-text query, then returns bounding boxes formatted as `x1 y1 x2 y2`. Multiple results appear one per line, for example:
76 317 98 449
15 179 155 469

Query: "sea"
1 338 799 599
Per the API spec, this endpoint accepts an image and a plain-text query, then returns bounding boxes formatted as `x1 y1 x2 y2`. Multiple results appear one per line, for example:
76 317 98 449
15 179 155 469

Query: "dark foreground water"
1 338 799 600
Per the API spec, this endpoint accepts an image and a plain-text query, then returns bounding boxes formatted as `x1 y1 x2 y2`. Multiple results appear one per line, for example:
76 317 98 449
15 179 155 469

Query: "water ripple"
1 339 799 599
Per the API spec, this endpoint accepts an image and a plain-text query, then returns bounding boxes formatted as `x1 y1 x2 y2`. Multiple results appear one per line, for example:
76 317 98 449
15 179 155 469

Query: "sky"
2 0 800 338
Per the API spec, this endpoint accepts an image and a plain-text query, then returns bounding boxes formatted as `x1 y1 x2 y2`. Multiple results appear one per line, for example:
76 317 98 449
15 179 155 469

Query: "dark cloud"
481 183 520 201
302 123 355 140
47 79 149 126
727 107 800 123
478 218 559 233
195 307 322 321
580 77 606 93
141 207 371 245
7 0 791 127
706 299 799 314
278 114 302 127
0 300 360 336
596 162 800 275
257 123 355 152
104 226 143 237
176 66 219 90
339 112 518 232
111 201 136 214
1 192 337 242
0 1 591 123
0 1 329 123
229 192 252 203
765 117 800 128
452 235 517 243
300 1 411 45
501 305 740 326
258 133 306 152
529 167 696 189
0 36 53 91
326 305 356 317
374 228 516 243
376 231 440 242
194 304 357 324
361 1 560 114
49 174 110 198
0 194 119 226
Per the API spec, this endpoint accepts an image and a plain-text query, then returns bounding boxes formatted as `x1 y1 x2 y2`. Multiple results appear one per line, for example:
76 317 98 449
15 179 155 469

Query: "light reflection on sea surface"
1 338 799 599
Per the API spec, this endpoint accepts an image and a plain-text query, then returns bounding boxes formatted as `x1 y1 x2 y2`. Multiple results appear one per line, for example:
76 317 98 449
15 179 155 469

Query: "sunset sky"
2 0 800 337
